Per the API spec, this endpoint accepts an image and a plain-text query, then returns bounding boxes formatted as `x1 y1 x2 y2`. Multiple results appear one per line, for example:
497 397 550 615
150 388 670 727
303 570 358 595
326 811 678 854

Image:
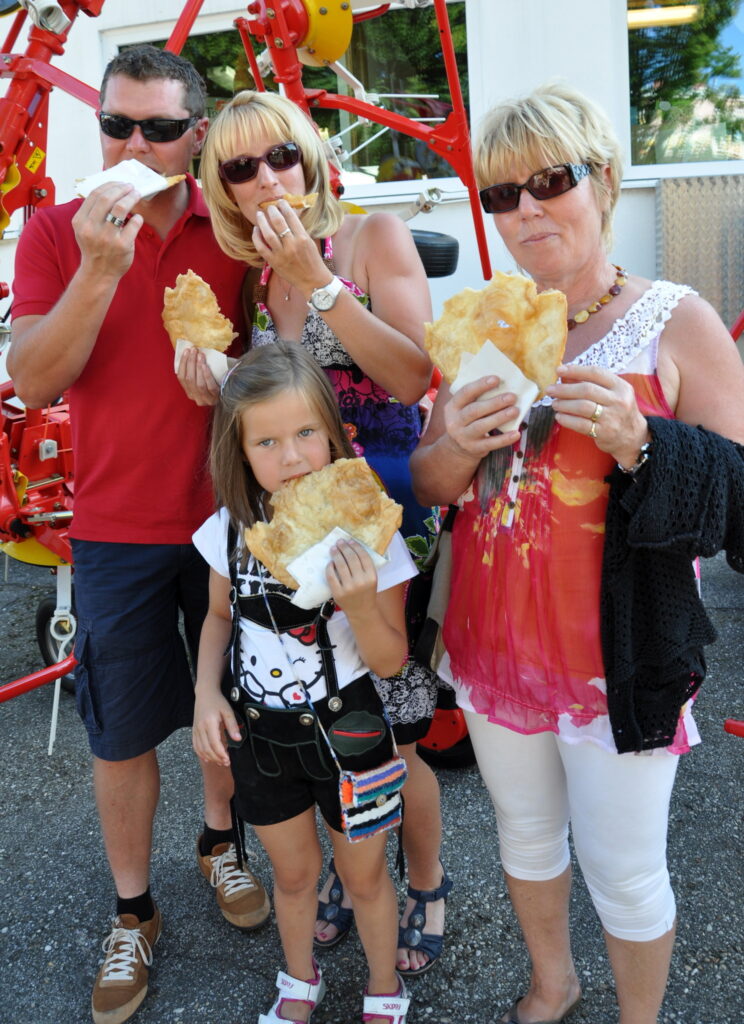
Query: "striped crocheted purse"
339 756 408 843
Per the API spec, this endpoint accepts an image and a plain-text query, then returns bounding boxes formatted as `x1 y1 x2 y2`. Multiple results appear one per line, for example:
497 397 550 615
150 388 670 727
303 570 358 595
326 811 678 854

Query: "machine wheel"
35 594 76 695
417 687 475 769
411 230 459 278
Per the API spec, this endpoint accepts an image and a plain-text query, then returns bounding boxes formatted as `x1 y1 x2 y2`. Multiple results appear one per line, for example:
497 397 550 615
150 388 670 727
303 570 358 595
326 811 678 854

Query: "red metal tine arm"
165 0 206 54
431 0 491 279
0 1 102 224
0 655 77 702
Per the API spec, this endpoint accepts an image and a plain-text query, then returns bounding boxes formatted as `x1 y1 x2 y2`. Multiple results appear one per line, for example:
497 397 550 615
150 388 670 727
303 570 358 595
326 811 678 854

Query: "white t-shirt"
193 507 417 709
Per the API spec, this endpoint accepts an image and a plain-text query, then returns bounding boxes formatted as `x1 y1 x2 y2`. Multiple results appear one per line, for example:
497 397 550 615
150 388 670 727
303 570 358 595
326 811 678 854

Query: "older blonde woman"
411 83 744 1023
196 90 453 979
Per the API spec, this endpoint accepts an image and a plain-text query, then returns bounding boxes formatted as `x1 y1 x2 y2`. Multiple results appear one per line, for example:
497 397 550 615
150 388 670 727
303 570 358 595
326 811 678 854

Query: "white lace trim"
571 280 696 373
532 280 696 410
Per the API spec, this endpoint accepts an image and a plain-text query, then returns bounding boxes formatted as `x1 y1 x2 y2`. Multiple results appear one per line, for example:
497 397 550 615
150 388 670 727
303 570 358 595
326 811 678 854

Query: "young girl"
192 342 414 1024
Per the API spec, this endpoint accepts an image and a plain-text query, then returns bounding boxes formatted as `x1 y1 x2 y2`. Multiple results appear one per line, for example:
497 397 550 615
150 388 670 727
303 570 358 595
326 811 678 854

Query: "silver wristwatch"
308 275 343 312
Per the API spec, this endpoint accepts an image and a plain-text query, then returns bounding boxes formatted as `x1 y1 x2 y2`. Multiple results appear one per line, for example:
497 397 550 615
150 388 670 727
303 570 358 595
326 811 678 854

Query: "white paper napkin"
287 527 389 610
76 160 176 200
173 339 229 385
450 339 539 433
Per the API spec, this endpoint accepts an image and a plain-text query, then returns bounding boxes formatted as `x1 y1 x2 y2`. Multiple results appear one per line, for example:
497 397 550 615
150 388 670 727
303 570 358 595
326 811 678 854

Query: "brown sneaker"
196 836 270 930
91 909 162 1024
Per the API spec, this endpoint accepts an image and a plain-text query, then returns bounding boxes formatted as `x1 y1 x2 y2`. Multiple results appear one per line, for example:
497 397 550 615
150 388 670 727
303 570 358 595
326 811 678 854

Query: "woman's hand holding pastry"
193 687 241 768
326 539 378 619
252 200 326 292
443 376 521 461
547 364 650 467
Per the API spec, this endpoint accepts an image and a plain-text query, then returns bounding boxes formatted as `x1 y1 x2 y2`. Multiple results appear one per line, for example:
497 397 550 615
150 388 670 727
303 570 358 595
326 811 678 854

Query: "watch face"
311 288 335 311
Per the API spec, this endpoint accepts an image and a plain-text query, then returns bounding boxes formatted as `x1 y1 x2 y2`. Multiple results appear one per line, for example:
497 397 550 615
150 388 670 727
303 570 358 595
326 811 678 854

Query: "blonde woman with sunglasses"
411 82 744 1024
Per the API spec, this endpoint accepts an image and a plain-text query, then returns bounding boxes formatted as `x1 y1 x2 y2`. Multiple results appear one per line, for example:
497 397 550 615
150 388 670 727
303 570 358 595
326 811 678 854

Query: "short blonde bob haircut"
201 90 345 267
473 82 623 250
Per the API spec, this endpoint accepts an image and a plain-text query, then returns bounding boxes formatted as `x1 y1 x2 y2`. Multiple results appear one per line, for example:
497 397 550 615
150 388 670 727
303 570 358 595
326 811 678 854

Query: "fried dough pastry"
425 271 567 396
162 269 238 352
258 192 318 211
244 458 403 589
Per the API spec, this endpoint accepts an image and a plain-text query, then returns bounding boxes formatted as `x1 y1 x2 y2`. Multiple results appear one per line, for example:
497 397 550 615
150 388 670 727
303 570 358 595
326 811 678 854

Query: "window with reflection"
628 0 744 164
151 1 467 187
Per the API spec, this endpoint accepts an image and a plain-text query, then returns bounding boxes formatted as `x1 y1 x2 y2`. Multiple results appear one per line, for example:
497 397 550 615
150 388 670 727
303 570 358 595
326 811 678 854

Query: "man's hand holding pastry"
72 182 143 282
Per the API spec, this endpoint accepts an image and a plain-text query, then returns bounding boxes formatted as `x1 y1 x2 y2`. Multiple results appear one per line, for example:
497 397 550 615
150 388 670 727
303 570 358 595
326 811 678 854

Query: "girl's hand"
193 687 241 768
443 376 522 459
326 539 378 619
546 364 650 468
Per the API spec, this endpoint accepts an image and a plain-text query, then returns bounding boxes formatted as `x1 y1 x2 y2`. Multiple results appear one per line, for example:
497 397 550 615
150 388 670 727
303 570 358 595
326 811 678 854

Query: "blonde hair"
211 342 355 532
201 91 345 267
473 82 623 249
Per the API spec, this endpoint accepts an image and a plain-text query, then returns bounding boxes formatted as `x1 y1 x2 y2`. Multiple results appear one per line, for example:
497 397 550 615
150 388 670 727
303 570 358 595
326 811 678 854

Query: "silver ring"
589 420 598 439
105 212 126 229
591 402 603 422
277 228 291 239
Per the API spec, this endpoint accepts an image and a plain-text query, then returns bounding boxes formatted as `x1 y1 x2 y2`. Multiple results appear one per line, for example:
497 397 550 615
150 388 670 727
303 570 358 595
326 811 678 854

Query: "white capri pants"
464 712 679 942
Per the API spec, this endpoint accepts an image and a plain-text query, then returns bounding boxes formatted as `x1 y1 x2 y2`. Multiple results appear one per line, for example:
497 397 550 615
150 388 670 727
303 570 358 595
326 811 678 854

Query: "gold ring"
589 421 598 439
591 402 603 422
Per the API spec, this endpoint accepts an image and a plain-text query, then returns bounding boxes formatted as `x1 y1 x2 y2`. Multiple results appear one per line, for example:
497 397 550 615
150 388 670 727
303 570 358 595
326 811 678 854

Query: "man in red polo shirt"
9 46 269 1024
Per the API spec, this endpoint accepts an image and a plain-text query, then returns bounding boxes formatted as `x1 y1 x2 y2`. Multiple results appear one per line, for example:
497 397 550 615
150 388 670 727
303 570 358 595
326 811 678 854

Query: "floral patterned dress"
251 237 438 740
440 280 700 755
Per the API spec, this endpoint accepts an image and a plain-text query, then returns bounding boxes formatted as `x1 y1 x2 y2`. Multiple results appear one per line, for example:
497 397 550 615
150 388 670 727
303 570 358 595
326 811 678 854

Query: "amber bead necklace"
567 264 627 330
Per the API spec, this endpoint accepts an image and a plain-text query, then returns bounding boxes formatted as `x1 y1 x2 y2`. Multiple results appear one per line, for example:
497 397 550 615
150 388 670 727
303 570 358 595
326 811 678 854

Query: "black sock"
116 887 155 923
199 822 234 856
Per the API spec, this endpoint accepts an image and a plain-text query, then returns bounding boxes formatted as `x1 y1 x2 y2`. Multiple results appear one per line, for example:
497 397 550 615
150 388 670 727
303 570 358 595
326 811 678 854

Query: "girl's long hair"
210 342 355 532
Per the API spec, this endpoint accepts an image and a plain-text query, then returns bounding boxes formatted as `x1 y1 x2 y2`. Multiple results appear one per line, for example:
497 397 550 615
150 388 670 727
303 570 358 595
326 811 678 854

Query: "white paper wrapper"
287 527 389 610
173 339 229 385
76 160 177 200
450 339 539 433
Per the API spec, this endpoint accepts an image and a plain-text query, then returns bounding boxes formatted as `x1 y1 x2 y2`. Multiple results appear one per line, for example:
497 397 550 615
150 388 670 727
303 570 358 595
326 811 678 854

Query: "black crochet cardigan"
601 416 744 753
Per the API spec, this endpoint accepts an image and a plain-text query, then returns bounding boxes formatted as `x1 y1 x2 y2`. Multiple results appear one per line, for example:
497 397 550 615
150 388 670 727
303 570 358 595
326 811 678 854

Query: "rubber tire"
35 593 76 695
417 688 476 770
417 733 475 770
411 230 459 278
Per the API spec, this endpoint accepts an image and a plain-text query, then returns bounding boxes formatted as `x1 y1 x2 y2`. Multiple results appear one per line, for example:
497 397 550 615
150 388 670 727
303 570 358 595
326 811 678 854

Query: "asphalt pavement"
1 552 742 1024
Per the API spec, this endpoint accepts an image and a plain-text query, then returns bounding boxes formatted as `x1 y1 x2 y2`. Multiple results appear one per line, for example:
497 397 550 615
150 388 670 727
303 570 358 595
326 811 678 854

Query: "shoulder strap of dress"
322 237 336 274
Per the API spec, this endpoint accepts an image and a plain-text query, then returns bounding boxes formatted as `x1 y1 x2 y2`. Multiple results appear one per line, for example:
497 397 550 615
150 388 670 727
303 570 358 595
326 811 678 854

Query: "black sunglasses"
98 111 198 143
479 163 591 214
218 142 302 185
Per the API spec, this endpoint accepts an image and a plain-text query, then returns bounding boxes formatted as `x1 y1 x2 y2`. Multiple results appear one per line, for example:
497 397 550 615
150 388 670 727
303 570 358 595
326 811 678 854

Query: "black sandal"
313 857 354 950
397 865 453 977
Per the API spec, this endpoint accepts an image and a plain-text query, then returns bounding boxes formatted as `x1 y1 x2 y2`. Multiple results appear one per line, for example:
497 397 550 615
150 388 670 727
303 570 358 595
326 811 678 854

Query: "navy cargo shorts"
71 539 209 761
